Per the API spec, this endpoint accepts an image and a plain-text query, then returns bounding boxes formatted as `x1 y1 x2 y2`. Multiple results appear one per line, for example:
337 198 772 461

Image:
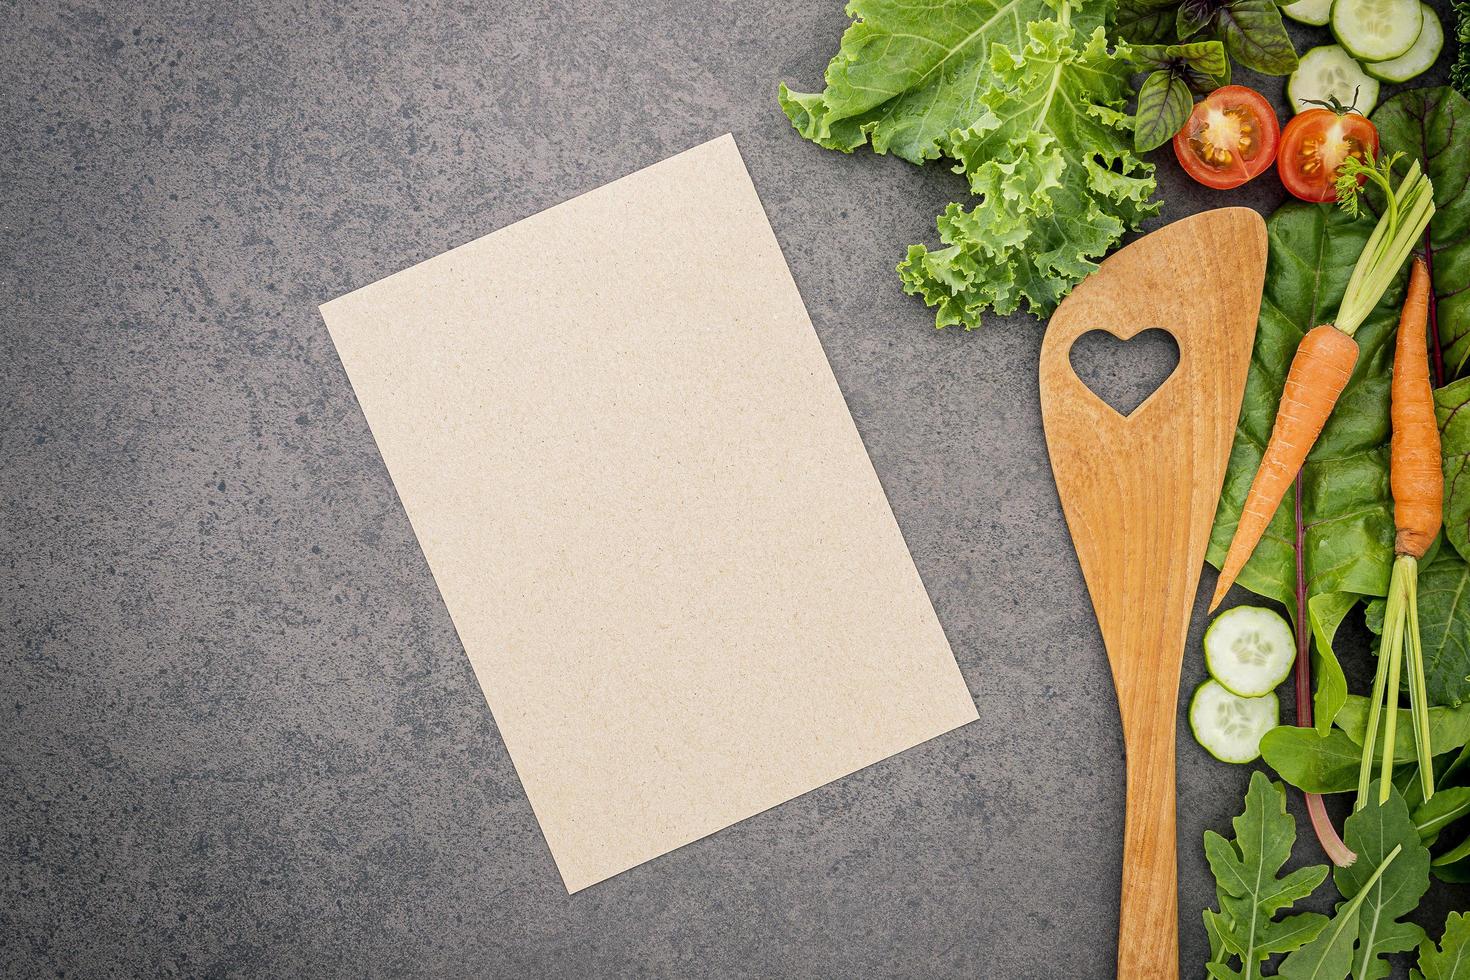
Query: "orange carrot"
1390 257 1440 558
1209 325 1359 611
1358 256 1438 809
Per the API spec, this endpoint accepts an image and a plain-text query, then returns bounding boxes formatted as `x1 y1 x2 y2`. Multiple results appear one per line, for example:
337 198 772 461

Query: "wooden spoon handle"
1117 721 1179 979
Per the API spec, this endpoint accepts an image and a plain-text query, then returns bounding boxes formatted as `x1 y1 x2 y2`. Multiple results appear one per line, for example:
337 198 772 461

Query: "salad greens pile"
779 0 1158 329
1203 86 1470 978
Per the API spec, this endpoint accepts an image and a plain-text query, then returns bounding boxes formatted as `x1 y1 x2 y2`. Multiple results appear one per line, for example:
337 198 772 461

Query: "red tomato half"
1279 108 1379 203
1172 86 1281 190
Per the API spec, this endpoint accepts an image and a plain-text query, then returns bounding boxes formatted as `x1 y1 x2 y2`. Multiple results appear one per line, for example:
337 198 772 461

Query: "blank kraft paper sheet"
320 134 978 892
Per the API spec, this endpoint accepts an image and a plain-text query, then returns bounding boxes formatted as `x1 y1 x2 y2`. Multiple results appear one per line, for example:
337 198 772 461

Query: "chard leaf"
778 0 1067 163
1414 912 1470 980
1204 771 1330 976
1335 695 1470 760
1261 726 1364 793
1374 89 1470 383
1335 786 1431 980
1133 69 1193 151
1208 203 1403 608
1311 591 1358 733
1438 378 1470 564
780 0 1158 328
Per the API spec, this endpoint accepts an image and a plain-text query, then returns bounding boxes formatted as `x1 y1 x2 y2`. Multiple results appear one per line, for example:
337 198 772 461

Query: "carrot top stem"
1334 157 1436 337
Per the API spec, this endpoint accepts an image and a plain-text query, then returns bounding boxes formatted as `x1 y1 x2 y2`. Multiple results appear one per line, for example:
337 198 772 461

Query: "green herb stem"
1337 160 1436 337
1404 559 1436 800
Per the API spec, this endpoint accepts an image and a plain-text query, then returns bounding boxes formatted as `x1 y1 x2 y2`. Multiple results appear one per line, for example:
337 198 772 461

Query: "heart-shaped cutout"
1068 328 1180 417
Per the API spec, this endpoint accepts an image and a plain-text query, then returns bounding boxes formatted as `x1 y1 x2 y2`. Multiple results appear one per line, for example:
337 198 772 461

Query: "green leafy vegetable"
1128 40 1228 150
1437 378 1470 564
1116 0 1178 43
1372 89 1470 384
1312 591 1358 735
1176 0 1298 74
1208 203 1406 732
1335 785 1431 979
1413 912 1470 980
1368 551 1470 708
1412 786 1470 844
1262 726 1368 793
780 0 1158 329
1336 695 1470 761
1204 771 1330 977
1278 845 1403 980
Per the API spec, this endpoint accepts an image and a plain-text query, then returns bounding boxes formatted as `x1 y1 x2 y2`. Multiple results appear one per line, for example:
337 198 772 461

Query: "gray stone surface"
3 1 1461 977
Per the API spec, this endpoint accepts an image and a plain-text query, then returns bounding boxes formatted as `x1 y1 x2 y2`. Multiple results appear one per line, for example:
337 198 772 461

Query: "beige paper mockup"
320 134 978 892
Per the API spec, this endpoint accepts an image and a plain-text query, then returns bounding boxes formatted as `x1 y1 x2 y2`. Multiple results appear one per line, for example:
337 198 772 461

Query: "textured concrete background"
3 1 1460 977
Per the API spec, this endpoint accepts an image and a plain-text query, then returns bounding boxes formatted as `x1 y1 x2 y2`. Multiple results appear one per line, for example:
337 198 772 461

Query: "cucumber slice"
1287 45 1380 115
1363 3 1442 82
1332 0 1423 62
1282 0 1333 25
1190 680 1280 764
1204 605 1295 697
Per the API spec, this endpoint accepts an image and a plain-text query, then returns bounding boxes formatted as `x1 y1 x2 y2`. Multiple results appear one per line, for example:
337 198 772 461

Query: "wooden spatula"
1039 208 1266 979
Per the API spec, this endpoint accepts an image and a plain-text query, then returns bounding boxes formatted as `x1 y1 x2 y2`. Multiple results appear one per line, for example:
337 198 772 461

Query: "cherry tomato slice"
1172 85 1281 190
1279 107 1379 203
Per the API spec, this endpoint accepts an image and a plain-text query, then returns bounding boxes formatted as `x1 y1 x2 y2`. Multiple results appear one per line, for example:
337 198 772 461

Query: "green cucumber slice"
1204 605 1295 697
1282 0 1333 25
1190 680 1280 764
1287 45 1380 115
1331 0 1423 62
1363 3 1442 82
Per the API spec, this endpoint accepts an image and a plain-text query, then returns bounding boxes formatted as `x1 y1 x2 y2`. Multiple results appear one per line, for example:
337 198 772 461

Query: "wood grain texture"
1039 208 1266 979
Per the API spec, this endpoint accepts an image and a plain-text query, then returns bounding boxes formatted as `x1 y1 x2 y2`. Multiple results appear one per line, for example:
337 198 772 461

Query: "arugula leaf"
781 0 1158 328
1278 845 1404 980
1208 203 1402 610
1204 771 1330 977
1374 89 1470 383
1335 785 1431 980
1312 591 1358 734
1412 786 1470 844
1414 912 1470 980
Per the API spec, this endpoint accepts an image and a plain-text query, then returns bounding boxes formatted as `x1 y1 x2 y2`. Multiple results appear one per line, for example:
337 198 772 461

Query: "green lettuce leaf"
1374 89 1470 382
1204 771 1330 977
780 0 1158 328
